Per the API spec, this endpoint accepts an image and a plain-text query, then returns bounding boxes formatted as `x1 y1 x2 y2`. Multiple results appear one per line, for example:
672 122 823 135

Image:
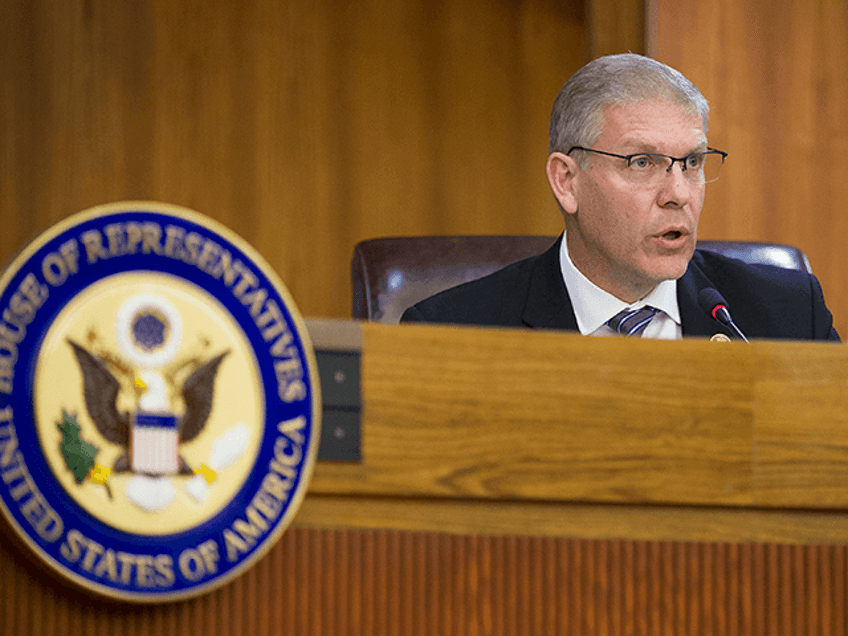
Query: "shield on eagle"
132 412 180 475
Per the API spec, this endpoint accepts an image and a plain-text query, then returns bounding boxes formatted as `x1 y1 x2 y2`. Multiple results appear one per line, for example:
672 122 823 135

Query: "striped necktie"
607 306 661 337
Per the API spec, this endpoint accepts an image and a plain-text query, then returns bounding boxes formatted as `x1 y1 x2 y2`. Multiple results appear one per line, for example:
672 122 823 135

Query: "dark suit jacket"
401 235 840 341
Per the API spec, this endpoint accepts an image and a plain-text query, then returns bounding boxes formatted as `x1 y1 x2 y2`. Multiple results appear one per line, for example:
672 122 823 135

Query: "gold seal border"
0 200 322 603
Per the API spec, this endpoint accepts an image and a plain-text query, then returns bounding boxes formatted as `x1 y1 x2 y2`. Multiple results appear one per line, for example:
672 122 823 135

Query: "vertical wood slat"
649 0 848 339
0 0 589 325
2 525 848 635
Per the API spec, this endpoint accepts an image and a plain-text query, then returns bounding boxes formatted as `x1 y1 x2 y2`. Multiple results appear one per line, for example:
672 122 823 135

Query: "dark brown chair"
351 236 813 323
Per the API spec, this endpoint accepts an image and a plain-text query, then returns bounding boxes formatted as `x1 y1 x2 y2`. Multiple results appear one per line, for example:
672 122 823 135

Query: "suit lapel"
519 241 735 338
520 234 580 330
677 255 735 339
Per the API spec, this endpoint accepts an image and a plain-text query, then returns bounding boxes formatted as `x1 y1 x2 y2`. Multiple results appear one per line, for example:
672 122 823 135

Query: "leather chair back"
351 236 813 323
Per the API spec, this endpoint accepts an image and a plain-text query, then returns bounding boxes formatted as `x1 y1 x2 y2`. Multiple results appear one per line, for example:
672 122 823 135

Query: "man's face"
561 98 706 302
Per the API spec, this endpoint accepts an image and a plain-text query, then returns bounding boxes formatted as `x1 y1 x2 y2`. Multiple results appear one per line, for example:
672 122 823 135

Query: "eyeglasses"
566 146 728 184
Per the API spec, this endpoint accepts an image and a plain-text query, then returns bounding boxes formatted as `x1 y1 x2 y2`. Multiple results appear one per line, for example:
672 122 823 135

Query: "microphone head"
698 287 749 342
698 287 729 322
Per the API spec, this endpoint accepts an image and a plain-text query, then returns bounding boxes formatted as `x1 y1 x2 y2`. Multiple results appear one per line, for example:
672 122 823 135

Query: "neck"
563 231 657 303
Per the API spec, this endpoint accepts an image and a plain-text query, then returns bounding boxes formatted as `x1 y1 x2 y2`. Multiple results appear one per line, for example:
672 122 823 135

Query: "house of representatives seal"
0 201 320 602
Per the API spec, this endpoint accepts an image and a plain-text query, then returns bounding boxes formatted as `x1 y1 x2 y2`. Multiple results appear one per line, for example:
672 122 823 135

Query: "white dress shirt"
559 235 682 340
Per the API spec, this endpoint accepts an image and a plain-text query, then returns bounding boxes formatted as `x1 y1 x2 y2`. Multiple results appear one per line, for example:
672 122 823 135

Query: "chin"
645 255 691 282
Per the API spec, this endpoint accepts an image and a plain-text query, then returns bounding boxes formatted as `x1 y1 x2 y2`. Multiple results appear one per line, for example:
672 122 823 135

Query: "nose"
657 161 695 208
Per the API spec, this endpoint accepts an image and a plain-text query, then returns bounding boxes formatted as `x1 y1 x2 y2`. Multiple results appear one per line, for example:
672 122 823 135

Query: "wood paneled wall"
5 0 846 335
0 0 587 320
649 0 848 337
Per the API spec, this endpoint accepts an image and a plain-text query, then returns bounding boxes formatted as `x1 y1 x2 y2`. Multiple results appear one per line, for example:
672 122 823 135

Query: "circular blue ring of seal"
0 202 321 602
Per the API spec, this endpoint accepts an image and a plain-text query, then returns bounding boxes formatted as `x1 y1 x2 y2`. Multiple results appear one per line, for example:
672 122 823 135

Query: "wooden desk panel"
310 322 848 515
3 320 847 634
2 523 846 636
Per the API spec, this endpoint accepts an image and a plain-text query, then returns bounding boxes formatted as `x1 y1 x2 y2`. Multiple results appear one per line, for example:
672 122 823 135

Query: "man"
401 54 839 341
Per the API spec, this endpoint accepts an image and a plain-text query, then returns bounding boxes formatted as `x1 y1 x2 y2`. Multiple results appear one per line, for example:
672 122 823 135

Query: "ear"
546 152 580 215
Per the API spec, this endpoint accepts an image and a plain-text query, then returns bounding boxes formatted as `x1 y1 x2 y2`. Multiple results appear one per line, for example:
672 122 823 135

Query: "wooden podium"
2 320 848 634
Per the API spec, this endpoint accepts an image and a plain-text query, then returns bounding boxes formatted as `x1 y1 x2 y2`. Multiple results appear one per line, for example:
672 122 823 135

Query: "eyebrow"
616 132 708 156
622 143 709 156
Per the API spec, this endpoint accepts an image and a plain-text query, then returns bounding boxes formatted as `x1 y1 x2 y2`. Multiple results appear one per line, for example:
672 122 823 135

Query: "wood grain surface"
0 0 588 322
649 0 848 338
4 0 847 336
295 494 848 546
308 322 848 516
2 523 847 636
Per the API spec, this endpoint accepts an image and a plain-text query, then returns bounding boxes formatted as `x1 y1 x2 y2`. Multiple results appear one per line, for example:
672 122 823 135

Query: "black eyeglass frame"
566 146 728 182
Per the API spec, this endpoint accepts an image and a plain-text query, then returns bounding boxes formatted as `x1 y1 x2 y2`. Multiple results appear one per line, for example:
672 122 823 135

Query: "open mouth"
661 230 683 240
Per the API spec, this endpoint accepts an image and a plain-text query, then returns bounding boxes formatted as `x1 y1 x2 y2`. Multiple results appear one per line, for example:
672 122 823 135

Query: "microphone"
697 288 749 342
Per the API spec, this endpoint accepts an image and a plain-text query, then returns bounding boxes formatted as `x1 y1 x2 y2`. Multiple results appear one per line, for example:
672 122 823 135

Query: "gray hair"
549 54 710 160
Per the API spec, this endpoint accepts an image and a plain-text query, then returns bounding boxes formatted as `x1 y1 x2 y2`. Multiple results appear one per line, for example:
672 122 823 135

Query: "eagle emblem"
59 292 245 512
67 339 228 477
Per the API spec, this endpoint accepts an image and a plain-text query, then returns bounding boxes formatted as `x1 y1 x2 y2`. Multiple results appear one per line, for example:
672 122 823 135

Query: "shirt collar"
559 233 681 335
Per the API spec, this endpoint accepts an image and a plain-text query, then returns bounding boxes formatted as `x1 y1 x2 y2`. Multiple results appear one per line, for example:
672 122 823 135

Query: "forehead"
598 99 706 153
